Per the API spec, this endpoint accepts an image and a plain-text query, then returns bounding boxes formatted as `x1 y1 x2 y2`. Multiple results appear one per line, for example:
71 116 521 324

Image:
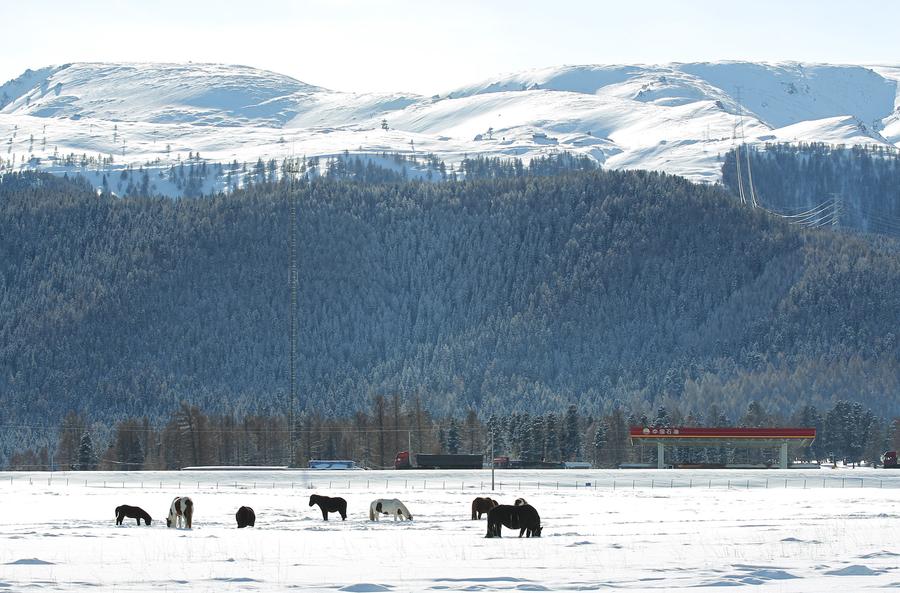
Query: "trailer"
394 451 483 469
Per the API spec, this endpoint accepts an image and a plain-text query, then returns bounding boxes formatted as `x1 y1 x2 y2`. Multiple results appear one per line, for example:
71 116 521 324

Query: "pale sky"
1 0 898 95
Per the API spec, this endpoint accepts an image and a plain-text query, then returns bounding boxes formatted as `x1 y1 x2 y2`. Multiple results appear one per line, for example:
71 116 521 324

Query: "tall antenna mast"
288 157 298 466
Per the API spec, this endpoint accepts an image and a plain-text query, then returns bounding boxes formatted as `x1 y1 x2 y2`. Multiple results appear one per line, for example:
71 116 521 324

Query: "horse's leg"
135 517 140 526
322 508 328 521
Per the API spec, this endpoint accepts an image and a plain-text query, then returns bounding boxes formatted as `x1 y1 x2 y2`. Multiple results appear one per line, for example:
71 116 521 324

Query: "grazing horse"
115 505 152 526
235 506 256 528
309 494 347 521
471 497 499 520
514 497 528 506
166 496 193 529
369 498 412 521
486 504 542 538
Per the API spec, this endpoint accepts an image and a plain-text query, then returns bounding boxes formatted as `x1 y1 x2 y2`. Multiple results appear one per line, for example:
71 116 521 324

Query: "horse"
309 494 347 521
166 496 193 529
486 504 542 538
514 497 528 506
115 505 152 526
235 506 256 528
369 498 412 521
471 497 498 520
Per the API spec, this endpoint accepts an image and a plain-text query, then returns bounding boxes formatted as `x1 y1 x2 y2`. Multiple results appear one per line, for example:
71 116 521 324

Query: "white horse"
369 498 413 521
167 496 194 529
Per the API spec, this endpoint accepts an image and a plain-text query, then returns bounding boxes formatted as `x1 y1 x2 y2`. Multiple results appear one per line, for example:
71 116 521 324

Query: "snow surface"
2 468 900 592
0 61 898 195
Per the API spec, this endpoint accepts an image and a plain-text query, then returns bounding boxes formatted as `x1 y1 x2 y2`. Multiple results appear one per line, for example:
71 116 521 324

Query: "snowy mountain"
1 61 898 195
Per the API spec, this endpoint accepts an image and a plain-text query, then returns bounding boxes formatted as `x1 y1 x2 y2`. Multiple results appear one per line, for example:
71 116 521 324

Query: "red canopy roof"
630 427 816 440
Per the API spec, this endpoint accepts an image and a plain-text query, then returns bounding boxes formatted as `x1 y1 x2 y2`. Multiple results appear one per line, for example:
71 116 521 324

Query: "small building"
629 427 816 469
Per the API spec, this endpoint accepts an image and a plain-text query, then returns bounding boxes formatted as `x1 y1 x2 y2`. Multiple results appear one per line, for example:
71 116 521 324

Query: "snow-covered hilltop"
1 61 898 195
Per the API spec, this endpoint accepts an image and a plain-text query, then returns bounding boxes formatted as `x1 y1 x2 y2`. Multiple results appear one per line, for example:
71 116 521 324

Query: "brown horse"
471 497 499 519
235 506 256 528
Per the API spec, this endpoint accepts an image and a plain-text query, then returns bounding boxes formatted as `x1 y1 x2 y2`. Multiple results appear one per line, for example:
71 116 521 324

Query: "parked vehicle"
882 451 898 468
394 451 483 469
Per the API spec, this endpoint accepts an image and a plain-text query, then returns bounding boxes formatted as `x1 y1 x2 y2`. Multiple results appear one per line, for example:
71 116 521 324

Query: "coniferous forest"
1 166 898 469
723 143 900 237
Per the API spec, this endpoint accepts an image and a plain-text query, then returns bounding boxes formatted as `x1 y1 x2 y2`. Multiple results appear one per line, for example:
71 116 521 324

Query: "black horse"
235 506 256 528
486 504 542 538
309 494 347 521
115 505 152 526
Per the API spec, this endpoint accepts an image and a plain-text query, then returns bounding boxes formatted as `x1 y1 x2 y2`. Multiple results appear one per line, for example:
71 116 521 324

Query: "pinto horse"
471 497 499 520
166 496 193 529
309 494 347 521
369 498 412 521
486 503 542 538
115 505 152 526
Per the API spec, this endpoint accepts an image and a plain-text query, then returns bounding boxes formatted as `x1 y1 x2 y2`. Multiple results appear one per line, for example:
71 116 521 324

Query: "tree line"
7 396 898 470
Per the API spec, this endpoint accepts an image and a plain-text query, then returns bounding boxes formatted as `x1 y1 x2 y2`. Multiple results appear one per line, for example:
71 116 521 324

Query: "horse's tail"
471 500 477 520
369 501 375 521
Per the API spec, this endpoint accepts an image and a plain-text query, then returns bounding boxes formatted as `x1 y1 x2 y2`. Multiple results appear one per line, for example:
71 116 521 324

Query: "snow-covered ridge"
1 61 898 195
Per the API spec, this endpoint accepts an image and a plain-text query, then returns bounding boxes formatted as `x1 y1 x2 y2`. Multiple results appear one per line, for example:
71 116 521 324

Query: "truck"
394 451 483 470
882 451 898 468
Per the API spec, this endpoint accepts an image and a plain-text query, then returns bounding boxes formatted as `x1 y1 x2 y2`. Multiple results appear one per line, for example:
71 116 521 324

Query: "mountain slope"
0 61 898 192
1 171 897 459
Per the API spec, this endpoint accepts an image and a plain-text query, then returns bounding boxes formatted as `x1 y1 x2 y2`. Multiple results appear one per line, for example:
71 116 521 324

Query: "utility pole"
491 432 495 491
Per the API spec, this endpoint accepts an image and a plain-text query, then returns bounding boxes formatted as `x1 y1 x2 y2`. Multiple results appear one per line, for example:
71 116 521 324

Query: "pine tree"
563 405 581 461
78 431 95 471
592 422 607 466
544 413 559 461
447 418 460 454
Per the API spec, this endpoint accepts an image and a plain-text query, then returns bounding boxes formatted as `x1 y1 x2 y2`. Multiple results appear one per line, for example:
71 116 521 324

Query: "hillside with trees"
1 168 898 467
723 143 900 237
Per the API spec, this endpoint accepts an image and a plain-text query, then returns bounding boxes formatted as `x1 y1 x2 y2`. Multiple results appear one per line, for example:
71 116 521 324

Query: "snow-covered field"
2 468 900 592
